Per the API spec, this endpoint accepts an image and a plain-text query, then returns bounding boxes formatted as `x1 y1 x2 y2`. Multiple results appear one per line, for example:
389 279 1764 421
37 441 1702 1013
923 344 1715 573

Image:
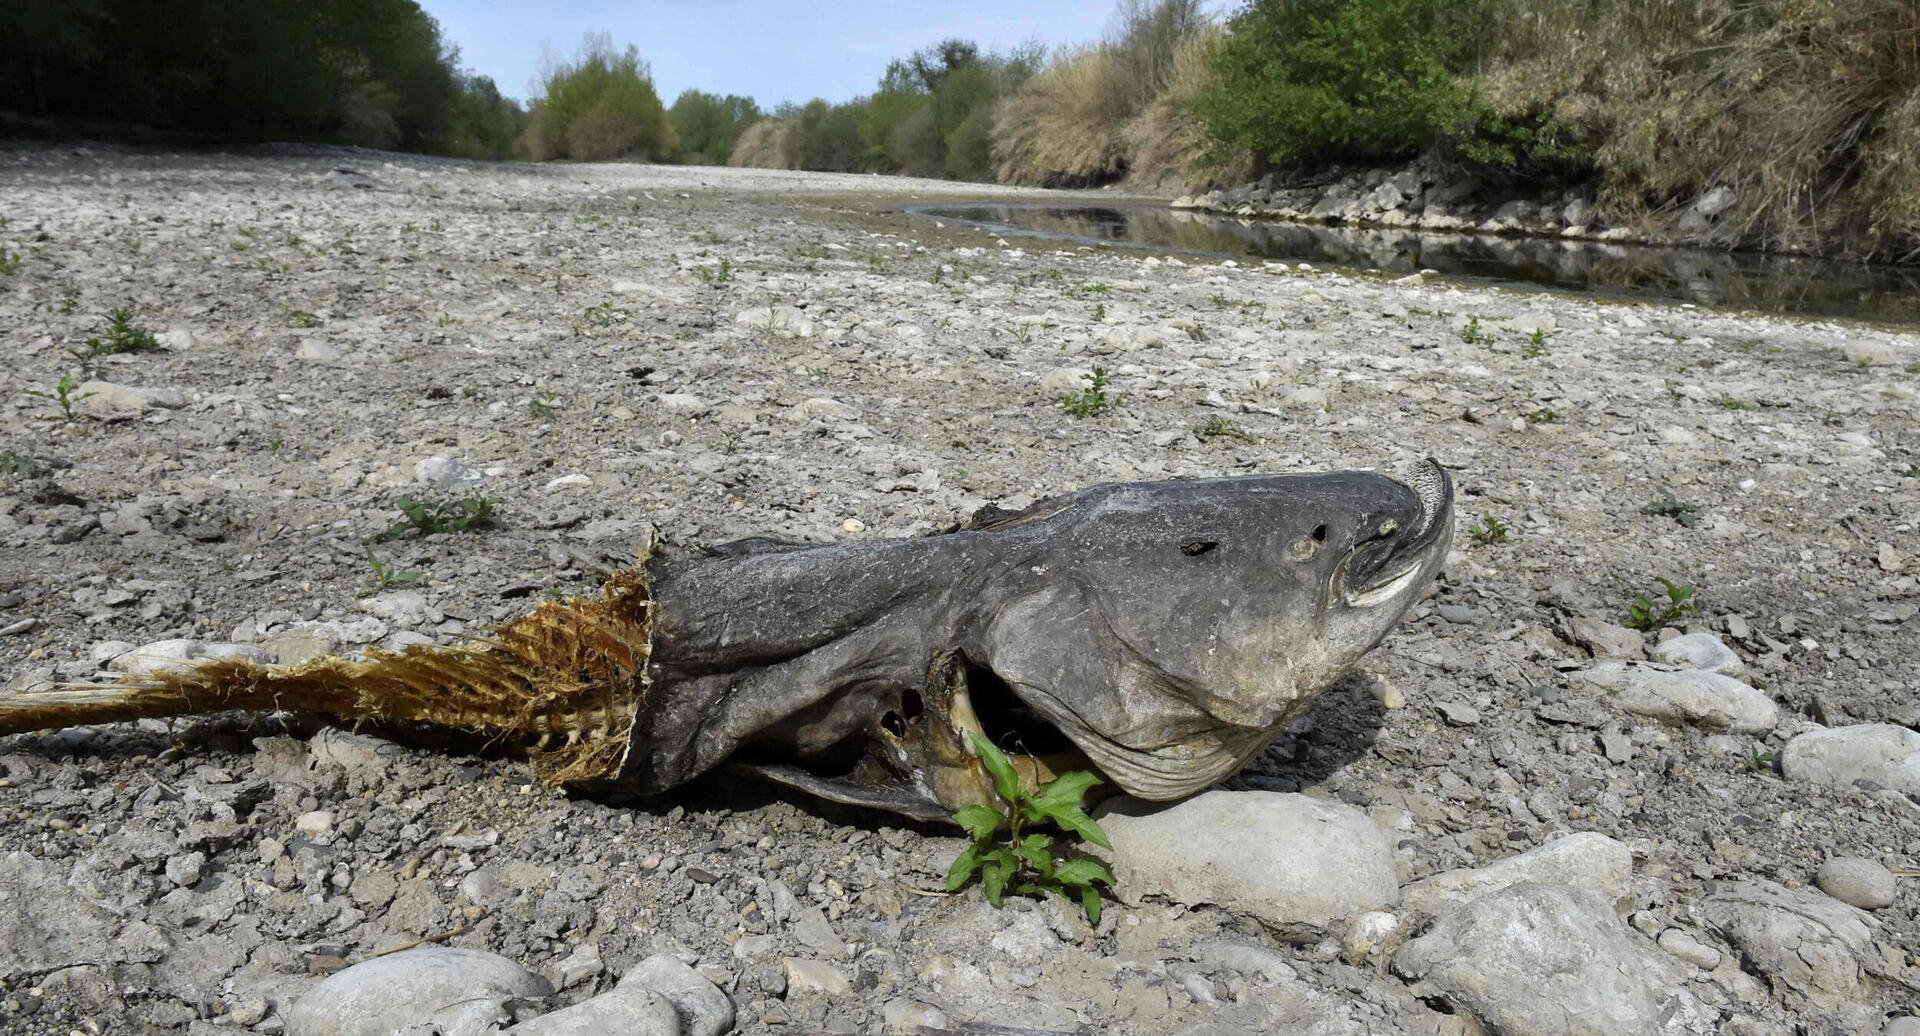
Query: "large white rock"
504 986 677 1036
77 381 186 420
1573 661 1778 733
1399 832 1633 915
1781 724 1920 796
1701 880 1880 1030
284 948 553 1036
618 954 734 1036
1396 882 1703 1036
1096 791 1398 931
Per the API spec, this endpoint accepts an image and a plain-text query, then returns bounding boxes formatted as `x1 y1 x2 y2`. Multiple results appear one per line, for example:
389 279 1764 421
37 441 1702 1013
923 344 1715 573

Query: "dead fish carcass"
0 461 1454 821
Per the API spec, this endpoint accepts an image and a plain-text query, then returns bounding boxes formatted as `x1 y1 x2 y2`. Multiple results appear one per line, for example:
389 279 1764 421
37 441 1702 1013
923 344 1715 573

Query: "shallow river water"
908 201 1920 326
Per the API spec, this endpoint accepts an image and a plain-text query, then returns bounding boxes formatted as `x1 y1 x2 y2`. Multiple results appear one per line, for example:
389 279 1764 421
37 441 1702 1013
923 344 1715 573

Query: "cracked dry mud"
0 144 1917 1035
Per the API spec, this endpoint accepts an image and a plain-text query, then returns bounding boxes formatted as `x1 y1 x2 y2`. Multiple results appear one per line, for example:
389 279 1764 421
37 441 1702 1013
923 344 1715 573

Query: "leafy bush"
1196 0 1463 166
668 90 762 165
526 34 675 161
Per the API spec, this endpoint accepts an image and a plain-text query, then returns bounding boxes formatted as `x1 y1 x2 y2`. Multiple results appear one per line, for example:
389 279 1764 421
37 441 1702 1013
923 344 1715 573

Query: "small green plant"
868 255 884 274
929 266 945 285
377 496 501 541
0 248 20 275
1468 512 1511 544
1626 576 1698 631
1743 745 1777 774
78 306 161 356
365 547 420 590
697 259 733 286
1523 328 1549 358
1193 416 1256 442
1526 407 1557 424
1716 398 1758 411
1460 317 1487 345
1059 367 1117 418
284 309 321 328
583 301 631 326
23 372 93 421
1642 490 1700 528
56 287 81 314
528 393 561 419
946 731 1115 923
1091 302 1106 322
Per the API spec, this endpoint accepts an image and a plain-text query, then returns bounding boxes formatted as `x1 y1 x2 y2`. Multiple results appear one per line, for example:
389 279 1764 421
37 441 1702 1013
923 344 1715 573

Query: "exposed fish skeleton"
0 461 1454 821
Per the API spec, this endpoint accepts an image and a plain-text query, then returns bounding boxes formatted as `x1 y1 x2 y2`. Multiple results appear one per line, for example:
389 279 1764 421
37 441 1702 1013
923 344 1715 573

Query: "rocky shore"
1 144 1917 1034
1176 159 1748 253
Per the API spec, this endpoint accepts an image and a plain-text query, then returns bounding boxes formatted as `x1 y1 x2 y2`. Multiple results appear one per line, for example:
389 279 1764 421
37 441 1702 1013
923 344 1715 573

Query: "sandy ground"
1 145 1918 1035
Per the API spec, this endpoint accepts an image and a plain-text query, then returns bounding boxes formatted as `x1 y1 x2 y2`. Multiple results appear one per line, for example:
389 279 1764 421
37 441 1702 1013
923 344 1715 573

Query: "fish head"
927 459 1454 805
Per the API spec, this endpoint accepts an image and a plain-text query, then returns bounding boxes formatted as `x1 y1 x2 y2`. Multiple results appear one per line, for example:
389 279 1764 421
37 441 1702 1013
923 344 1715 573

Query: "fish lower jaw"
1342 555 1432 609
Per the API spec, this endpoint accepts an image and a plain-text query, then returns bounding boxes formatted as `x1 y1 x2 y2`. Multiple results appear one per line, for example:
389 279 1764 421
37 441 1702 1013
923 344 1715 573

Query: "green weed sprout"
947 731 1115 923
1627 576 1698 631
1060 367 1117 418
24 373 94 421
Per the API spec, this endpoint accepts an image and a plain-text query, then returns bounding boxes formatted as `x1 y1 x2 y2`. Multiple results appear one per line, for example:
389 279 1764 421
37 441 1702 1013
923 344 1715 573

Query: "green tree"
669 90 763 164
1196 0 1462 166
527 33 676 161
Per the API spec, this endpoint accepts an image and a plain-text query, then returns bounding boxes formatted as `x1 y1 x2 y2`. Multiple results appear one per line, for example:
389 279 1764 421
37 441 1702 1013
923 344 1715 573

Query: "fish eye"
1180 540 1218 556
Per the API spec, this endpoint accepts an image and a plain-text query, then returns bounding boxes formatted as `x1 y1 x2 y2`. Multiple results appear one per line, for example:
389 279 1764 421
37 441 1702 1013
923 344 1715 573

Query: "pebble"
1814 857 1897 910
164 851 206 887
784 957 853 996
880 998 949 1034
1435 701 1480 726
1649 631 1745 675
1097 791 1398 931
295 810 336 835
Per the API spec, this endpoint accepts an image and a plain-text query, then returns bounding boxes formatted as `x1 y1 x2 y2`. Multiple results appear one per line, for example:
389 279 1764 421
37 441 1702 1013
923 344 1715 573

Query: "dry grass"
1601 0 1920 258
992 46 1134 186
1453 0 1920 258
728 119 794 169
1123 26 1249 191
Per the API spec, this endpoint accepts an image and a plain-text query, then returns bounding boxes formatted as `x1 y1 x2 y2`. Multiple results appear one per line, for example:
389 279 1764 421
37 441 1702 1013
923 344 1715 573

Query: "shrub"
526 33 675 161
1196 0 1463 167
1123 24 1250 189
728 119 793 168
668 90 762 165
993 46 1134 185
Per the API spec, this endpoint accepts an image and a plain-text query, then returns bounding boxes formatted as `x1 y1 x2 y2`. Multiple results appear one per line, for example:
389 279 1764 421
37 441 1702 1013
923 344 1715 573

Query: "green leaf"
1080 886 1103 925
1031 770 1104 813
982 849 1018 905
970 730 1022 805
1054 857 1115 888
1047 805 1113 851
945 844 982 892
953 805 1004 843
1016 833 1055 873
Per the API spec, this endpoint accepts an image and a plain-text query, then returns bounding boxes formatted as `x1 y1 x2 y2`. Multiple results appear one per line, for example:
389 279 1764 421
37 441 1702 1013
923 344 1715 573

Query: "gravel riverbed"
1 145 1917 1035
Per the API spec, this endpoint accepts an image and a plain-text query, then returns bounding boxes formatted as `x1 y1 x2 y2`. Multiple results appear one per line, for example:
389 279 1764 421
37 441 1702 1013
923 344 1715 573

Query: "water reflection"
908 202 1920 326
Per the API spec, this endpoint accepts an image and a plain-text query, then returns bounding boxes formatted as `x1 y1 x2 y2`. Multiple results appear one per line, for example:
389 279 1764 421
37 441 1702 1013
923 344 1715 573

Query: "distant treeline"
6 0 1914 258
726 0 1920 260
0 0 523 157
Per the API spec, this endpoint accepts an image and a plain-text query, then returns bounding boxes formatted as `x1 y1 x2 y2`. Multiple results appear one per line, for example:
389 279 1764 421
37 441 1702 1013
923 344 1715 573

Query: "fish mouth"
1336 459 1453 607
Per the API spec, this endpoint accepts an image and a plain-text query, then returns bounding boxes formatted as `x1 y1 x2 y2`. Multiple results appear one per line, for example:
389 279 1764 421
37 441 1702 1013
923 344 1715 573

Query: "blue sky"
416 1 1191 108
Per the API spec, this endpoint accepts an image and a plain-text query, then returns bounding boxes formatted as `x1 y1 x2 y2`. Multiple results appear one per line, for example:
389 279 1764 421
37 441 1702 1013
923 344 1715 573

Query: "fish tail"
0 569 656 787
